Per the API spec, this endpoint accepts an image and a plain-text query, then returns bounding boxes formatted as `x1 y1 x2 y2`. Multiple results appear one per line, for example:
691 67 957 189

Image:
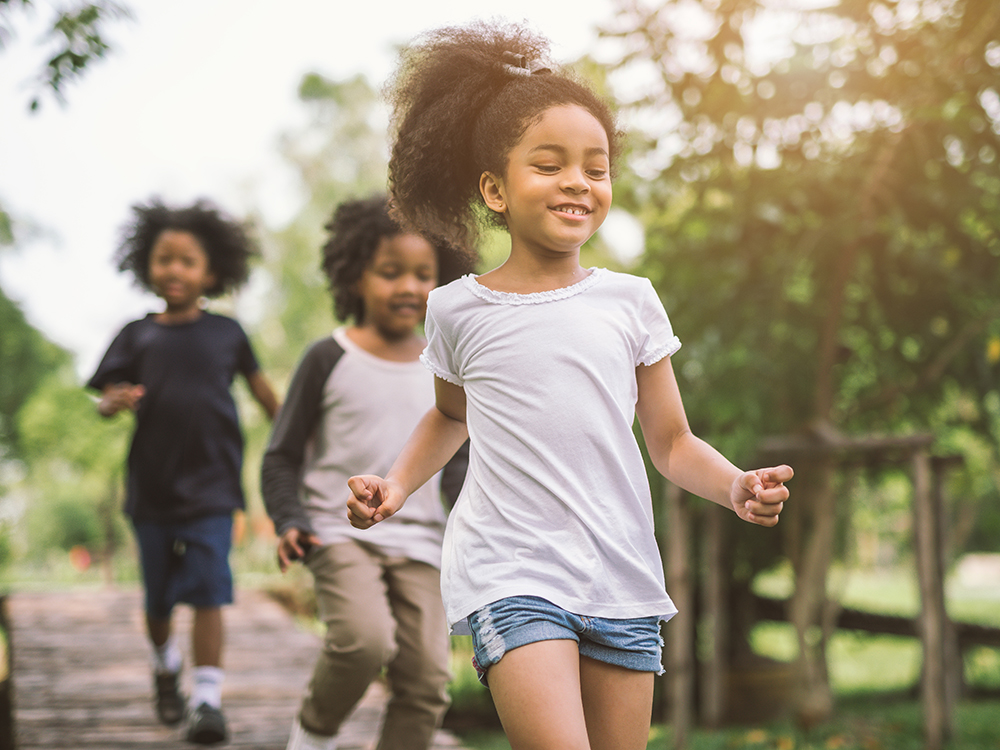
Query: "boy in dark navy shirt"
90 198 278 744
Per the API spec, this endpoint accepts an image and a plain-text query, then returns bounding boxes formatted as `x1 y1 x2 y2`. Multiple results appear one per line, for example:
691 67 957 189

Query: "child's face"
357 233 438 340
148 230 216 311
482 104 612 257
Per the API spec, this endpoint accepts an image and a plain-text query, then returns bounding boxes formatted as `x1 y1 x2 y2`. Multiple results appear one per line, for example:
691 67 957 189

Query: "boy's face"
148 230 216 312
357 233 438 341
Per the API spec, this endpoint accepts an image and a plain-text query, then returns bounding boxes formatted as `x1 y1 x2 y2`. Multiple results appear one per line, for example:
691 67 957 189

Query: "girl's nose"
560 168 590 193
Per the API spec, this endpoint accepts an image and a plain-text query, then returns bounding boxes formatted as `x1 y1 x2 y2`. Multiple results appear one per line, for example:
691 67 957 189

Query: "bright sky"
0 0 620 377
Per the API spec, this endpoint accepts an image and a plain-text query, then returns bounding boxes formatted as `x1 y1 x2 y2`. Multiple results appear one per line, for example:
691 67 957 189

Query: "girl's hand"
730 465 793 527
276 528 320 573
346 475 405 529
98 383 145 417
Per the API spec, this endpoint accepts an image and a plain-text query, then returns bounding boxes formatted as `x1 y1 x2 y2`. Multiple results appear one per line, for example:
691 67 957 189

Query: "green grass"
455 698 1000 750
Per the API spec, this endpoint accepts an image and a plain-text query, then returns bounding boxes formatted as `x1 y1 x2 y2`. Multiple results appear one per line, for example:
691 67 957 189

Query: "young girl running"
261 195 472 750
347 22 793 750
90 198 279 744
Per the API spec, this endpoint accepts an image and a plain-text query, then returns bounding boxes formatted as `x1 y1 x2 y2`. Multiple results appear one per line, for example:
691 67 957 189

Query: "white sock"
286 718 337 750
190 666 224 709
152 637 183 674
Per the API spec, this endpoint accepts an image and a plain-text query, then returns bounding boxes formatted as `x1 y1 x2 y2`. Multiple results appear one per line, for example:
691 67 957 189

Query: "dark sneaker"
154 670 185 725
186 702 228 744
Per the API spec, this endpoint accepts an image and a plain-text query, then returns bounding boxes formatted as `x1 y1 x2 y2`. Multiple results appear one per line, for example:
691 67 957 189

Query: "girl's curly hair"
385 21 620 249
321 195 476 323
115 198 257 297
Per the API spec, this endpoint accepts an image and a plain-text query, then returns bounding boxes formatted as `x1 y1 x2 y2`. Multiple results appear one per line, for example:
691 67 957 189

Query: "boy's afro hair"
321 195 476 323
115 197 258 297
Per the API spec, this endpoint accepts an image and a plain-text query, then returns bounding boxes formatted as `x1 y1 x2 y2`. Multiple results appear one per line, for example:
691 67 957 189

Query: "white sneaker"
286 717 337 750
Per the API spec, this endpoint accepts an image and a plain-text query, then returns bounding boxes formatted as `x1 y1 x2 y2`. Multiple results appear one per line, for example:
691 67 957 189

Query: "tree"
254 72 391 373
603 0 1000 725
0 0 131 111
0 288 69 458
15 366 131 577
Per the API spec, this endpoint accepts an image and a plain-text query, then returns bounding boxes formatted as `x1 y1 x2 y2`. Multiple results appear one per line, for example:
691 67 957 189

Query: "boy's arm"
635 356 792 526
96 383 145 418
348 377 469 528
246 370 280 420
261 341 343 539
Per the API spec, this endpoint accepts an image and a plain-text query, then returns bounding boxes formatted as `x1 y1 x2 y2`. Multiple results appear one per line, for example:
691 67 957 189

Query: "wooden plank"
912 450 952 750
9 588 466 749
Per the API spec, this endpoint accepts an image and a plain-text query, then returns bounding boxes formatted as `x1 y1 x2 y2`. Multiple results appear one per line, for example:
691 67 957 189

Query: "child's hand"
98 383 145 417
730 465 793 527
276 528 320 573
347 475 404 529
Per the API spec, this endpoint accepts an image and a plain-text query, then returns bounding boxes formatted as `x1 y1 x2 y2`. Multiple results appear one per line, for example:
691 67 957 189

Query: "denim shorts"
132 514 234 619
467 595 664 686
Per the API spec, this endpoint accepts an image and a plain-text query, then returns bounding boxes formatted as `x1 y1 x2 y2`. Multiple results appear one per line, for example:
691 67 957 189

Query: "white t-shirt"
304 329 447 567
421 268 682 633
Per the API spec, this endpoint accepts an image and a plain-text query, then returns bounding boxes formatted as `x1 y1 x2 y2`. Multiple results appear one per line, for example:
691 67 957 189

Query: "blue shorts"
468 595 664 686
132 514 234 619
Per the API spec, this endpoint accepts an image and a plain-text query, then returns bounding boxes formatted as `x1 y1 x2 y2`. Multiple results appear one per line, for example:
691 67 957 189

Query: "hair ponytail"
385 21 617 250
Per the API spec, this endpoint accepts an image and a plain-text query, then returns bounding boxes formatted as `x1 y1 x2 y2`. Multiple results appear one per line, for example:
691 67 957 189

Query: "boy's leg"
172 515 232 744
189 607 225 712
377 559 451 750
487 639 591 750
579 656 654 750
133 520 186 725
298 541 396 737
192 607 223 668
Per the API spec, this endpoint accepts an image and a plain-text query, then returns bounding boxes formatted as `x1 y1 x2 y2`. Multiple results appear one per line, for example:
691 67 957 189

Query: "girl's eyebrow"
528 143 609 158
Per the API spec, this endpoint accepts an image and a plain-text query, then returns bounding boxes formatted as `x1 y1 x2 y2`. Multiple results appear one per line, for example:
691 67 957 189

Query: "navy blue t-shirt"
88 312 260 523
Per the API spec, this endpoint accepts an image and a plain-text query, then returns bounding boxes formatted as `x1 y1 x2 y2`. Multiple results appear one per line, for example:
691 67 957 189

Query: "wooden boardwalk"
8 588 466 750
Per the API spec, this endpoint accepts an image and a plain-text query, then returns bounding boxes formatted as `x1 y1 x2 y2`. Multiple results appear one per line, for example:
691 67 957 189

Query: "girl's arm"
246 370 280 420
348 377 470 528
635 356 791 526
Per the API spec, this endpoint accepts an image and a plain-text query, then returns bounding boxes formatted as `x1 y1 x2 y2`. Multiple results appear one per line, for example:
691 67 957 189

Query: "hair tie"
502 51 551 77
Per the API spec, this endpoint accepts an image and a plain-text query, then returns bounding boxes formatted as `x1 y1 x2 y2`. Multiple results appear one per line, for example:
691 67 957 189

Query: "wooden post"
700 505 727 727
932 458 963 707
912 450 953 749
665 483 693 750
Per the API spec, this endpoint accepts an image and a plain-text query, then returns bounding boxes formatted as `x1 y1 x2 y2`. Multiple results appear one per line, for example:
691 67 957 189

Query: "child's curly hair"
321 195 476 323
115 198 257 297
385 21 621 249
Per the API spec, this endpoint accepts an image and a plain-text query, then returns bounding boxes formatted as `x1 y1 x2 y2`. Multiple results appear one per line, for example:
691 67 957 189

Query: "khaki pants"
299 541 451 749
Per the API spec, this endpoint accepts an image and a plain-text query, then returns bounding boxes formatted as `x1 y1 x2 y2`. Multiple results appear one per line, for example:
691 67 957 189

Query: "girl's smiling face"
357 233 439 341
481 104 612 259
148 230 216 314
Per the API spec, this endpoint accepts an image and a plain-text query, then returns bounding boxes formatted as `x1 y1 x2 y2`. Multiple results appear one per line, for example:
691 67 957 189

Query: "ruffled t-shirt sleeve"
420 296 464 386
636 278 682 366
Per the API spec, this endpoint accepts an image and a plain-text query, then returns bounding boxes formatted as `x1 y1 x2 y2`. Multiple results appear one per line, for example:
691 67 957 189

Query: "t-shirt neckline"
461 268 605 306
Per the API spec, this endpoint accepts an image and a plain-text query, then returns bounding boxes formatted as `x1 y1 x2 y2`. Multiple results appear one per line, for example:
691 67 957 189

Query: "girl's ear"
479 172 507 215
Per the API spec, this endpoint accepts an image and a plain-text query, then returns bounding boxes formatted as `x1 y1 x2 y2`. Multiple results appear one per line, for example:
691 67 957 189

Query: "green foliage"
606 0 1000 450
0 289 69 458
0 0 132 111
14 369 130 563
256 73 390 378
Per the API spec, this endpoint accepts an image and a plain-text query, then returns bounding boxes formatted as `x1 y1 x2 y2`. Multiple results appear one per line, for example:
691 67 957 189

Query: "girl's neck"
477 251 589 295
345 325 425 362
